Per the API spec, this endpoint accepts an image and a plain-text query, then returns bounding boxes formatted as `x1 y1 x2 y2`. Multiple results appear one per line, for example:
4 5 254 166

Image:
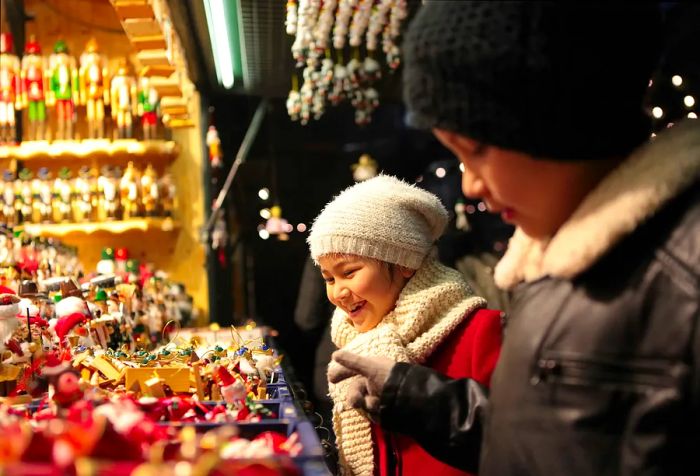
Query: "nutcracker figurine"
47 40 79 140
110 59 137 139
0 33 22 144
98 166 120 220
74 166 97 222
1 170 18 225
16 168 34 222
140 164 159 216
137 73 159 140
119 161 140 218
33 167 53 223
20 35 48 141
159 172 176 218
53 167 74 222
79 38 110 139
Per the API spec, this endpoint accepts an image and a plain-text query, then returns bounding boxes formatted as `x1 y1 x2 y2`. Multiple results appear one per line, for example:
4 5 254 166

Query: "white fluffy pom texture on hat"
55 296 90 318
0 301 19 320
308 175 448 269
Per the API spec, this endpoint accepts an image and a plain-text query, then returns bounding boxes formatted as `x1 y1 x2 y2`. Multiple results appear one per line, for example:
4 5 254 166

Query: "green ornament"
94 288 108 302
126 259 140 273
101 247 115 261
53 39 68 54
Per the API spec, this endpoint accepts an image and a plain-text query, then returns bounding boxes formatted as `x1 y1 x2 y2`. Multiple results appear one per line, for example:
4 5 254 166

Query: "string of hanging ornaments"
285 0 408 126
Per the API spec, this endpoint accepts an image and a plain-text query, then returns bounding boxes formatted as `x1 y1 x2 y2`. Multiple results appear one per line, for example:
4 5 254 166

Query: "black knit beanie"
403 1 663 160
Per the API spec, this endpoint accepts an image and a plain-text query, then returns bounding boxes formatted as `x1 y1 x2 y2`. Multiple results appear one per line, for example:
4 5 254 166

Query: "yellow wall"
168 92 209 323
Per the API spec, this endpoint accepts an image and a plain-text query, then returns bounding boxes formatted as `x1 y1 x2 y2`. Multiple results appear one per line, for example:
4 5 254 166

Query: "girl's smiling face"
319 254 414 333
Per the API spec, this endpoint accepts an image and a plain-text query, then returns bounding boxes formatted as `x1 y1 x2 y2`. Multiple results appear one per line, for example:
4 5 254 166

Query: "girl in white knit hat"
307 174 502 476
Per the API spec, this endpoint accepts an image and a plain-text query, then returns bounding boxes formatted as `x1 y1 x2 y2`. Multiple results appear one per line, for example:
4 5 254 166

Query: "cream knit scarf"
329 258 486 476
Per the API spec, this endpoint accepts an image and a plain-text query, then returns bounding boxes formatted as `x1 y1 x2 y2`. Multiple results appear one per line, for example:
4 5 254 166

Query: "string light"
688 112 698 119
459 163 465 173
258 188 270 200
652 107 664 119
684 95 695 108
296 223 307 232
477 202 487 212
258 229 270 240
671 75 683 87
435 167 446 178
259 208 271 219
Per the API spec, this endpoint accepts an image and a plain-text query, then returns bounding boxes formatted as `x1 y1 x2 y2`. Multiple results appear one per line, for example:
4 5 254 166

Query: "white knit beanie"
307 175 448 269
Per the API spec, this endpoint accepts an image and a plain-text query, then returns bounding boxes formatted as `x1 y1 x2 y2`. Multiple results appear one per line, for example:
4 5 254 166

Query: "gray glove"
327 350 396 415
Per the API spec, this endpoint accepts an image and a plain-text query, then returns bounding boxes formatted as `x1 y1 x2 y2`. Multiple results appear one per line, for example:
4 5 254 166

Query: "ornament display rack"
0 139 179 174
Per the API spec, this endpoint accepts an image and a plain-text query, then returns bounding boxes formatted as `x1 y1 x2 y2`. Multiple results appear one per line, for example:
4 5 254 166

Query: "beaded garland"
286 0 409 125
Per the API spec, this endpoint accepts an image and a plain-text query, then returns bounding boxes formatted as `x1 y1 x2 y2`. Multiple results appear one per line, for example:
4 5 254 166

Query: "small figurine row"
0 33 161 144
0 161 176 225
0 228 82 283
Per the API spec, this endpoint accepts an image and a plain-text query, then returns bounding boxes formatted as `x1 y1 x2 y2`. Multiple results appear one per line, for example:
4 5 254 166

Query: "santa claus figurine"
53 312 88 348
213 364 246 405
0 286 21 355
43 361 84 411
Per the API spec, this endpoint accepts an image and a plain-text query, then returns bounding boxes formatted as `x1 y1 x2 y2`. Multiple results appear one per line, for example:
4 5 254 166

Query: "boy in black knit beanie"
329 2 700 475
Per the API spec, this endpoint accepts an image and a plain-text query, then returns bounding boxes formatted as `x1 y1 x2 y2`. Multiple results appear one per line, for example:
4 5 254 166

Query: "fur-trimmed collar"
495 119 700 289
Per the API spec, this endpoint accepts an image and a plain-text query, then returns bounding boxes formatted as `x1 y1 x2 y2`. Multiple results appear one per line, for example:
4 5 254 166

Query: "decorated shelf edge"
0 139 180 162
19 218 181 236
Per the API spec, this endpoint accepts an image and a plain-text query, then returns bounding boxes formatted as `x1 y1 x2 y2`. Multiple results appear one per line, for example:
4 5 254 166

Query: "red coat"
373 308 503 476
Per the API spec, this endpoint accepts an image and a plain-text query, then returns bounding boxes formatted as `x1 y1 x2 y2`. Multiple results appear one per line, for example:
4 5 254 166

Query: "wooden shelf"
0 140 179 172
19 218 180 237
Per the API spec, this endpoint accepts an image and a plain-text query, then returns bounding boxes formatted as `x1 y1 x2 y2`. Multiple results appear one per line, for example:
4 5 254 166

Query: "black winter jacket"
378 121 700 475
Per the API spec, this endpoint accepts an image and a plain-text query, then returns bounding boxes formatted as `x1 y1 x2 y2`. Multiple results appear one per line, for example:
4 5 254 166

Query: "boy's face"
433 128 615 239
319 255 413 333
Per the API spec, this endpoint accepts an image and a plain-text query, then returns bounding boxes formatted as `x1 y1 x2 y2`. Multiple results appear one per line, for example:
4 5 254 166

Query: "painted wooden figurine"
47 40 79 140
137 74 159 140
140 164 159 217
110 59 137 140
0 33 22 144
97 166 120 220
20 36 48 141
53 167 74 223
119 161 140 219
74 166 97 222
79 38 110 139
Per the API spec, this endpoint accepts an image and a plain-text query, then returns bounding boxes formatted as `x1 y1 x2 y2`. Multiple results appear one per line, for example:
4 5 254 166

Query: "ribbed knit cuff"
311 235 426 269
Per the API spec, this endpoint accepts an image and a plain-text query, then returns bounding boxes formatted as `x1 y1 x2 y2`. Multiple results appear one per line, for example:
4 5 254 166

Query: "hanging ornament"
286 0 409 125
455 199 470 231
300 81 314 126
346 57 362 89
286 74 302 121
206 125 223 169
367 0 393 52
384 0 407 69
211 212 228 251
333 0 356 50
313 0 337 51
265 205 289 235
351 154 378 182
285 0 298 35
349 0 374 47
329 62 347 106
363 56 382 84
318 57 334 95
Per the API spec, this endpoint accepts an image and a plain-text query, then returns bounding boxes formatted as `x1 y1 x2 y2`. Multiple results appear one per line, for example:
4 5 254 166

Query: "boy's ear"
433 128 474 156
433 128 462 149
398 266 416 279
